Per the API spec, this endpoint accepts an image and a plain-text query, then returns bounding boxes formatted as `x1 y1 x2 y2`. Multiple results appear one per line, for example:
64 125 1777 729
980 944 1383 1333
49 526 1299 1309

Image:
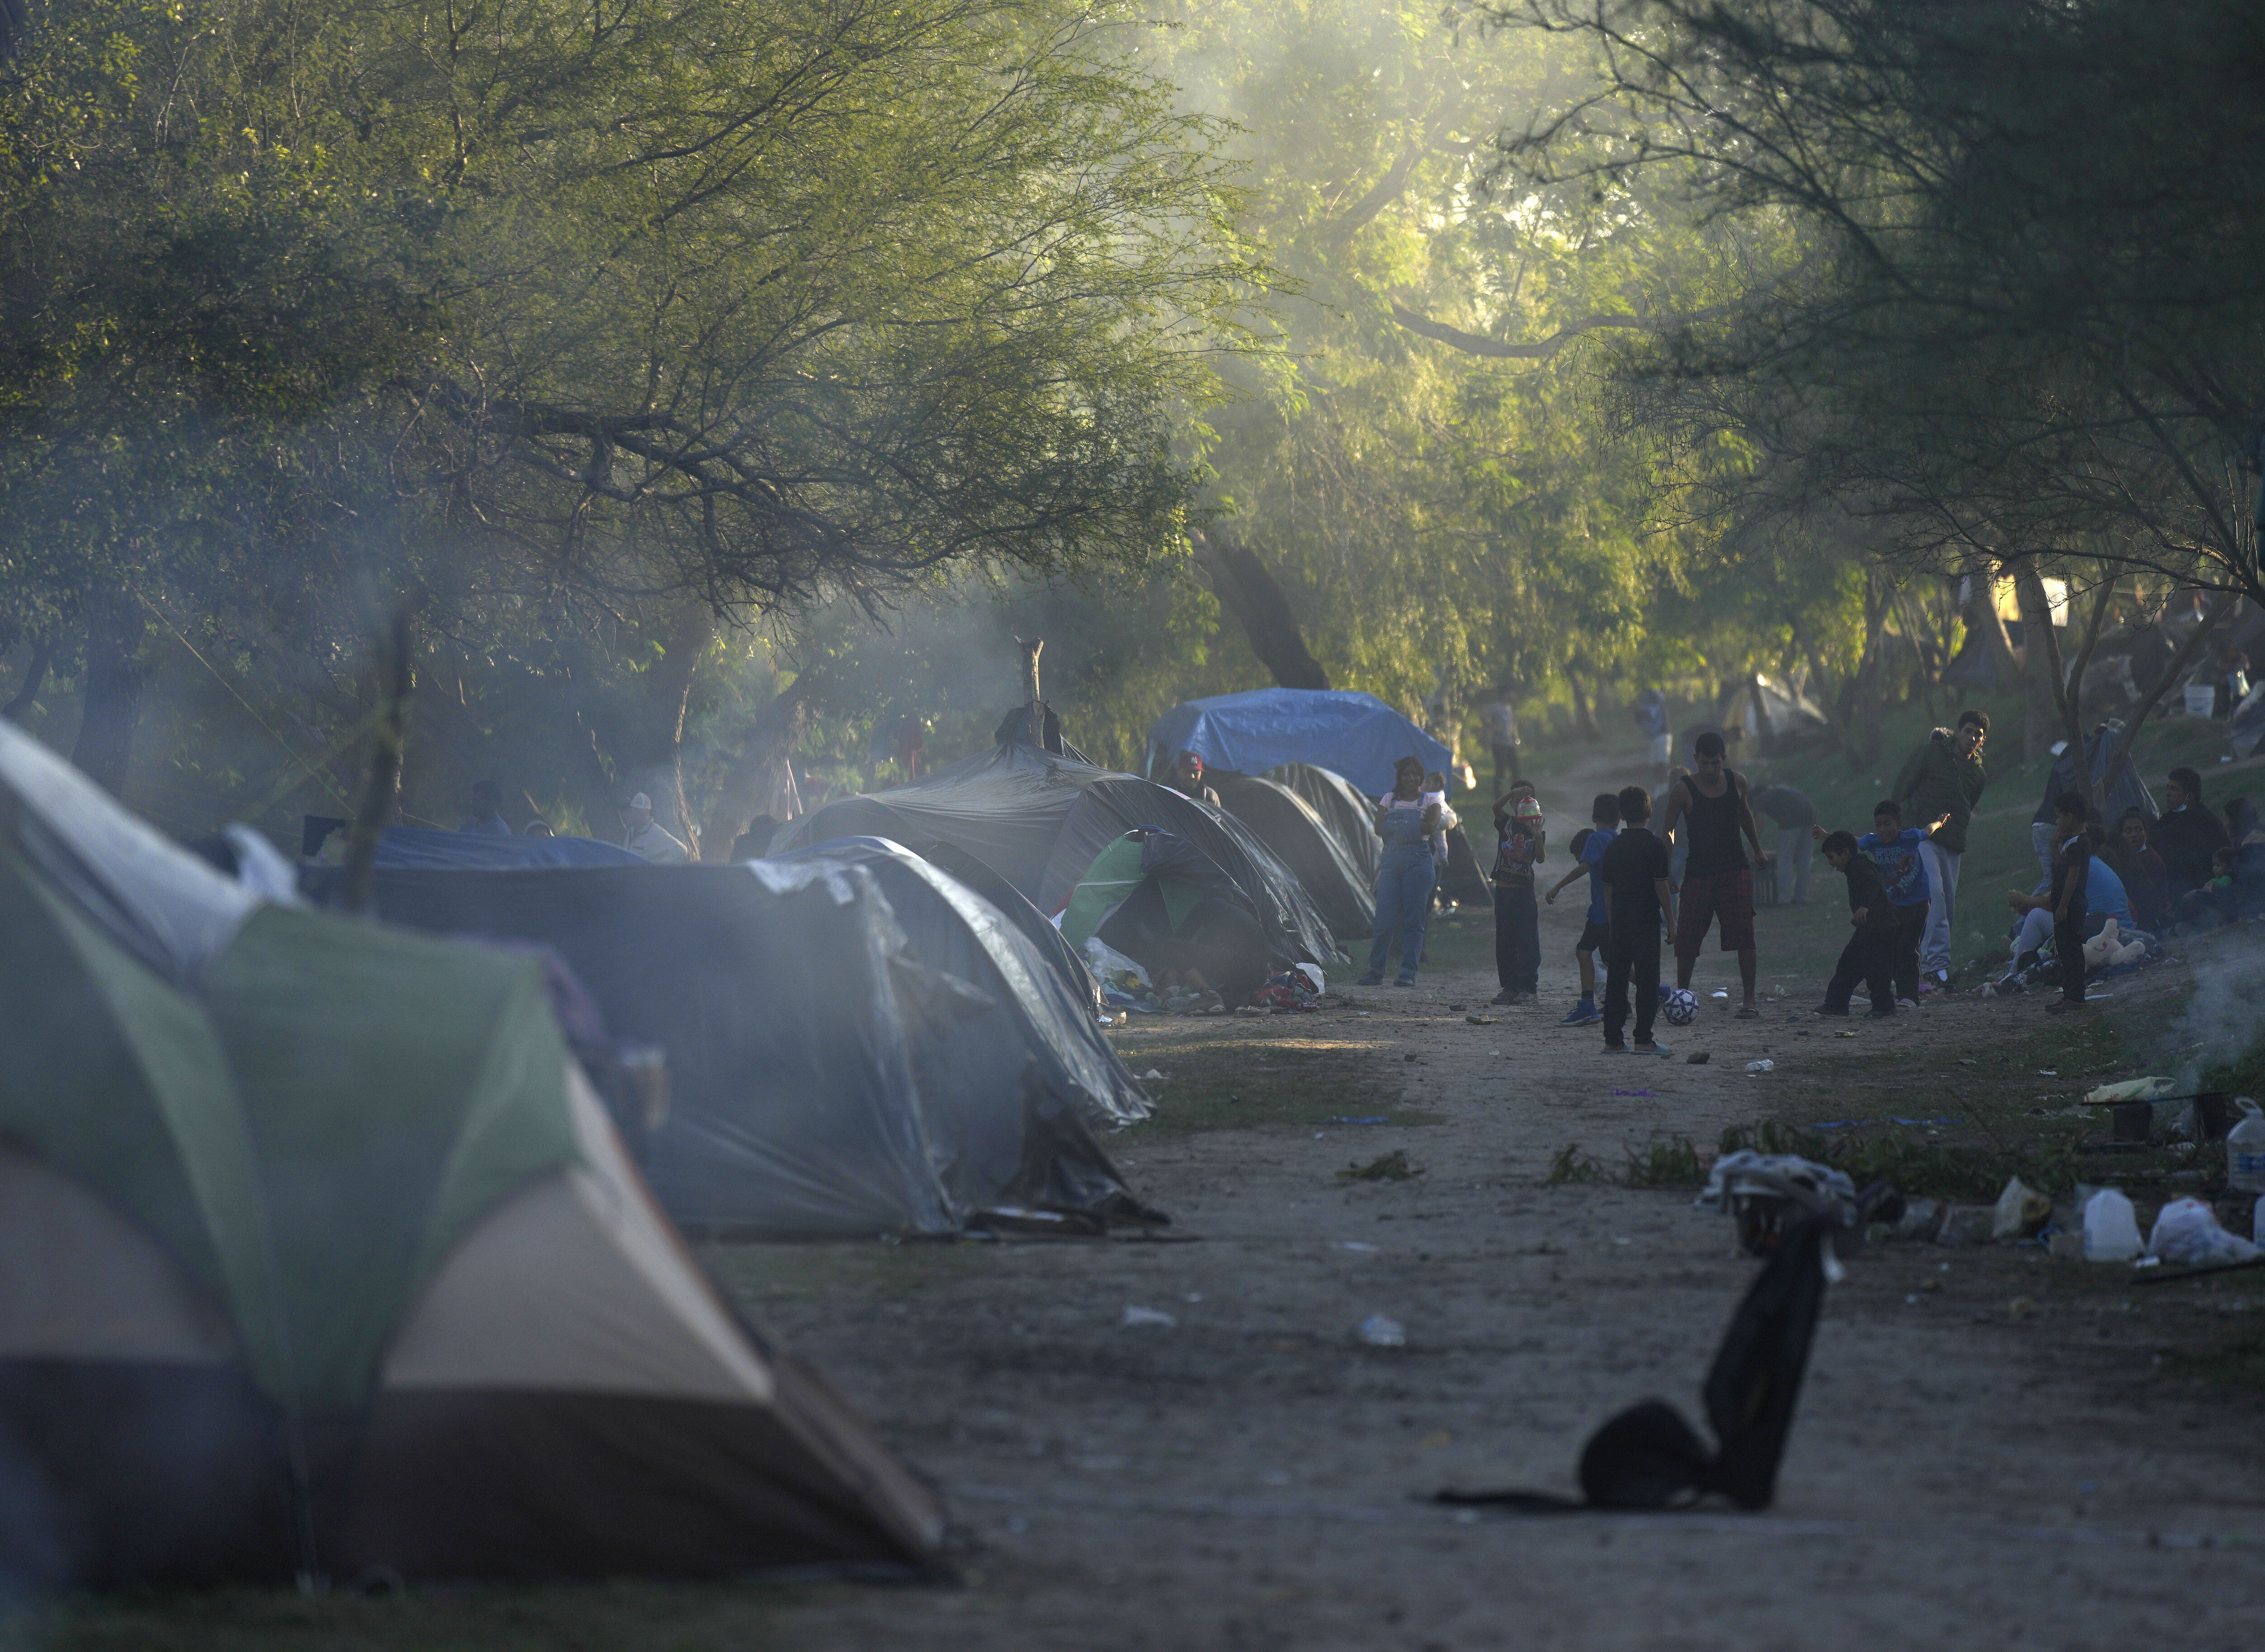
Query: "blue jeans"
1368 846 1437 981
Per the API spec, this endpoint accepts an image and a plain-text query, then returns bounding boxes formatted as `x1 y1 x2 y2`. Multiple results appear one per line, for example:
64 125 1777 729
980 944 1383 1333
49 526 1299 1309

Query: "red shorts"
1676 867 1756 954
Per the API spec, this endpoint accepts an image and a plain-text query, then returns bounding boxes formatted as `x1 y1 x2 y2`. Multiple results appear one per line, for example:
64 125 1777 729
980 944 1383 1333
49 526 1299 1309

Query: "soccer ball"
1662 987 1699 1026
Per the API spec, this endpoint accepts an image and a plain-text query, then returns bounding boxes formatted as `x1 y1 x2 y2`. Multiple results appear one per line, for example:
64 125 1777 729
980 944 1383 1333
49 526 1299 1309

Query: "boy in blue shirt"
1815 799 1948 1006
1545 793 1621 1025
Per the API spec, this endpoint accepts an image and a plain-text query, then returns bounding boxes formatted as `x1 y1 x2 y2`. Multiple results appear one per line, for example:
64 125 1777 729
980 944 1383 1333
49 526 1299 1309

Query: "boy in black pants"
1599 785 1675 1055
1544 792 1621 1025
2039 791 2090 1013
1819 830 1896 1017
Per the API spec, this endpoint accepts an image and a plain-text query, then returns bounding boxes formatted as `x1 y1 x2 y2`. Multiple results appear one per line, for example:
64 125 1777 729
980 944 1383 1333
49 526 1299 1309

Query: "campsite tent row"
0 722 941 1586
335 841 1156 1238
773 741 1344 967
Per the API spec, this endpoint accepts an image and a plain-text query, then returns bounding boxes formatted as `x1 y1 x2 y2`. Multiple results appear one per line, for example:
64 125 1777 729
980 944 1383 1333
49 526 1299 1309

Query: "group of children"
1483 778 2025 1052
1480 741 2262 1043
1488 781 1678 1052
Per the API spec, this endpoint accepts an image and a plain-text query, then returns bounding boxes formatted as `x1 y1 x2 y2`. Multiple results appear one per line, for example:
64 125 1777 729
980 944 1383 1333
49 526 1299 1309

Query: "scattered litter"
1936 1205 1996 1246
2081 1189 2143 1262
1812 1116 1954 1130
2230 1100 2265 1191
1686 1052 1711 1065
2084 1077 2172 1105
1991 1176 2052 1241
1333 1240 1380 1252
2037 1069 2057 1076
1957 1058 1977 1067
1357 1313 1407 1348
1710 990 1729 1001
1890 1198 1941 1241
1183 1293 1203 1303
2007 1296 2038 1322
1322 1115 1390 1125
1466 1015 1496 1024
1836 1030 1855 1038
1447 1004 1466 1013
1119 1305 1177 1328
1338 1150 1421 1182
1142 1068 1165 1080
1696 1151 1858 1255
1611 1088 1657 1097
2147 1197 2261 1266
1745 1059 1775 1074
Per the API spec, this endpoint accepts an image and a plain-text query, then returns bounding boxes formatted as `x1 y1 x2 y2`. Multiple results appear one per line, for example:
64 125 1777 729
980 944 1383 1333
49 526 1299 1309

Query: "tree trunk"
2047 573 2117 812
2013 565 2065 763
1566 666 1600 741
2 639 51 724
1192 531 1329 690
344 614 413 915
1787 611 1856 758
1019 637 1045 745
71 594 148 793
2096 591 2234 807
1961 572 2021 696
700 670 817 859
1844 577 1893 768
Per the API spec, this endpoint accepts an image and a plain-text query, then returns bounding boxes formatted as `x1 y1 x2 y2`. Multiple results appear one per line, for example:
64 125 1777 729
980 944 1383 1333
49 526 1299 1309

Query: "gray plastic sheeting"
766 836 1151 1129
775 742 1339 966
0 720 256 987
352 859 1149 1237
1211 773 1374 942
1263 762 1382 888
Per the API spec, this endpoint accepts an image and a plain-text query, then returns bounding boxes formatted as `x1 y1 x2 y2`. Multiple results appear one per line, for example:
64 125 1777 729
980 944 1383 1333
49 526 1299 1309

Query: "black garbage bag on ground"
1438 1208 1857 1513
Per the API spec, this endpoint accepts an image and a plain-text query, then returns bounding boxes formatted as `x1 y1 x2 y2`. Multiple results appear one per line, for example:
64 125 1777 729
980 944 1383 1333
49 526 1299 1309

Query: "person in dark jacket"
1890 710 1990 988
2151 766 2227 904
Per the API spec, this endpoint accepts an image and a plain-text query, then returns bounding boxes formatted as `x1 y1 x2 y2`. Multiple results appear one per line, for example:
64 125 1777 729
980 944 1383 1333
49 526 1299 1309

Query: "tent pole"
1020 637 1045 747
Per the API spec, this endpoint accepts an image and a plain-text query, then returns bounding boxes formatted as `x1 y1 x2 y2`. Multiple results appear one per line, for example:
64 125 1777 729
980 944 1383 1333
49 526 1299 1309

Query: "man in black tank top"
1656 731 1771 1018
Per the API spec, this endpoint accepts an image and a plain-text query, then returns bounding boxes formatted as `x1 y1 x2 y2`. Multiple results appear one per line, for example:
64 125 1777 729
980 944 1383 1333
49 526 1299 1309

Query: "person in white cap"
619 792 689 864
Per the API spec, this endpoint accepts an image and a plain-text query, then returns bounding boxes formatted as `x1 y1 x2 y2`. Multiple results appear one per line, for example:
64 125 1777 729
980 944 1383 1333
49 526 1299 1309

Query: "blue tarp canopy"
1147 689 1451 798
370 827 643 869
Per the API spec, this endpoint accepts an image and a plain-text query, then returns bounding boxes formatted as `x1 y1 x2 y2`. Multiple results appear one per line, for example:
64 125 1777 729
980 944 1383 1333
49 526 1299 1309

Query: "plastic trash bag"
2146 1196 2261 1266
1083 935 1151 986
1697 1151 1858 1257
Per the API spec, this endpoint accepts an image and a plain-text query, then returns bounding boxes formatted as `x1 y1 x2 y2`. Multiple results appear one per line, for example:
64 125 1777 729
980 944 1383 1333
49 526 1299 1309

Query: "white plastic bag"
2081 1189 2143 1262
2145 1196 2261 1266
1083 935 1150 987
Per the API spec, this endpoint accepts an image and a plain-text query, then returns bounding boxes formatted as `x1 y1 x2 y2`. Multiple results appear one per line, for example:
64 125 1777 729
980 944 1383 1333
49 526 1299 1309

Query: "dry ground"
26 858 2265 1652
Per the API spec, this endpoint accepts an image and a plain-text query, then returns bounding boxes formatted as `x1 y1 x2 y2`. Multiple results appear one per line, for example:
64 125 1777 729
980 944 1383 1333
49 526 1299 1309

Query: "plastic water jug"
2081 1189 2143 1262
2229 1098 2265 1194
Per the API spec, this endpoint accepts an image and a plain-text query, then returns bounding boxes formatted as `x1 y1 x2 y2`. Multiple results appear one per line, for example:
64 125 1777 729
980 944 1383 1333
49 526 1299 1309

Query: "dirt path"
710 907 2265 1651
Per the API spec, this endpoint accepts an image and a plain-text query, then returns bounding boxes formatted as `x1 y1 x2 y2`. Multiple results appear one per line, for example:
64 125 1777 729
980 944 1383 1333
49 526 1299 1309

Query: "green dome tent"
0 725 941 1587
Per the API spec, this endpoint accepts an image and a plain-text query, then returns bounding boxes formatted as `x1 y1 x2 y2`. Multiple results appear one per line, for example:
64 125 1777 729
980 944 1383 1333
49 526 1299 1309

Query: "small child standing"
1488 789 1546 1004
1423 771 1459 867
1818 830 1896 1018
1545 792 1620 1025
1598 785 1674 1055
